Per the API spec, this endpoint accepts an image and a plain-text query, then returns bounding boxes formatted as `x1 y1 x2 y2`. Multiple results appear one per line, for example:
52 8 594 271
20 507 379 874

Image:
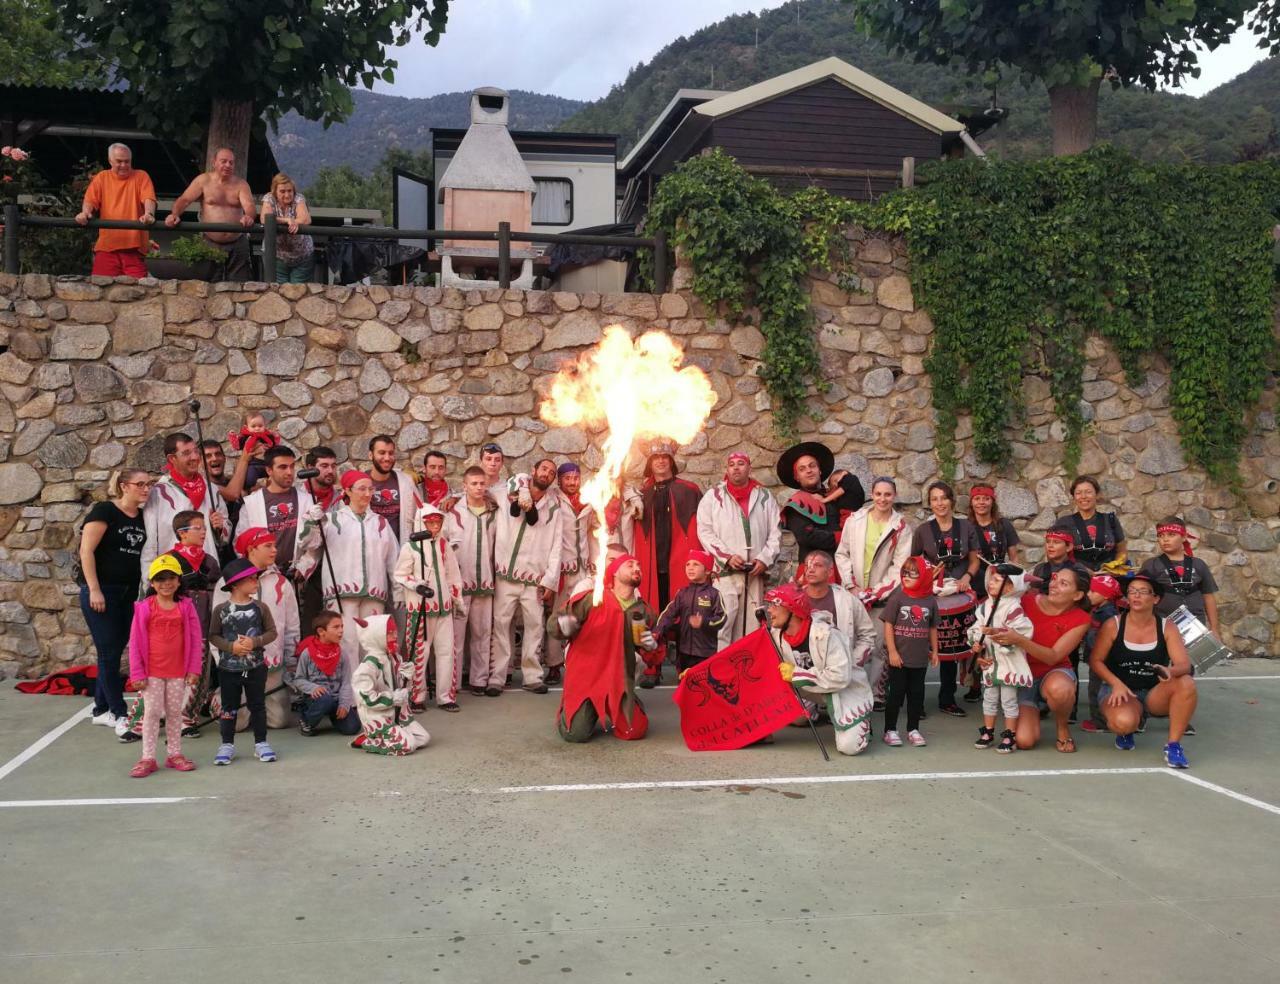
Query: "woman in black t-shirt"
79 469 151 728
1065 475 1126 571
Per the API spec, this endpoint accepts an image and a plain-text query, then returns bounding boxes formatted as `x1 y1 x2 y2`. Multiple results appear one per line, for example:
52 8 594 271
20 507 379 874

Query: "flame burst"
541 326 717 604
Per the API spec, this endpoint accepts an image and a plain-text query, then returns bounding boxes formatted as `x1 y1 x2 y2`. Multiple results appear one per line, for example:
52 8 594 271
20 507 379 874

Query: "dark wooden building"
618 57 975 223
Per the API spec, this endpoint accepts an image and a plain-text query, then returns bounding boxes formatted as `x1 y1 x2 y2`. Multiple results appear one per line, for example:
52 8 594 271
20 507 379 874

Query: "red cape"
560 590 641 732
634 477 702 606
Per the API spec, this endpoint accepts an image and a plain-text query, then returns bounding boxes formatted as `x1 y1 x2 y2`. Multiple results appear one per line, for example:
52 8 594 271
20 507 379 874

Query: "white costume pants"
454 594 495 689
717 571 764 648
339 597 385 676
407 611 458 706
492 580 546 688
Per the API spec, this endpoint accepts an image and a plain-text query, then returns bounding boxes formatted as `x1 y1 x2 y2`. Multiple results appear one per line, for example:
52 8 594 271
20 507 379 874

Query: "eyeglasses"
1127 588 1155 597
127 480 154 488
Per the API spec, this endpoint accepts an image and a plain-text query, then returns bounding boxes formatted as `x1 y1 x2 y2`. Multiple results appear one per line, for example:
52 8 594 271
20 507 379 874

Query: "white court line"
0 704 91 784
494 766 1167 794
0 797 215 809
1172 773 1280 817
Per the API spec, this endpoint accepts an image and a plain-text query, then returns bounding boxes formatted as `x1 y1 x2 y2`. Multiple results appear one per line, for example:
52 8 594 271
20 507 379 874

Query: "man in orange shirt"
75 143 157 278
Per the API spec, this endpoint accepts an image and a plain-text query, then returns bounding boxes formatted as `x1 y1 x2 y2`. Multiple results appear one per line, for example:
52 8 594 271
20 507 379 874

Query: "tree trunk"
1047 78 1101 156
205 98 253 176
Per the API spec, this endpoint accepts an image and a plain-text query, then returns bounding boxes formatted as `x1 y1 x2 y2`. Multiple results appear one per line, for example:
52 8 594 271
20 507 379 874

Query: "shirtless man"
165 147 255 281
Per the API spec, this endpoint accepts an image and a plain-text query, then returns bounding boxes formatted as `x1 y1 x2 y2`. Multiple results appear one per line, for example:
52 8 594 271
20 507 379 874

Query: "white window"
532 177 573 225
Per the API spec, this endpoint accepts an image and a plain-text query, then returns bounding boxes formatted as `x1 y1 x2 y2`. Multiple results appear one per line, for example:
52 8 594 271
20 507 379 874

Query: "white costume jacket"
494 494 563 591
297 504 398 606
351 615 429 755
967 594 1035 688
696 481 781 575
773 611 873 755
445 498 498 597
140 475 229 576
834 506 913 606
394 534 463 618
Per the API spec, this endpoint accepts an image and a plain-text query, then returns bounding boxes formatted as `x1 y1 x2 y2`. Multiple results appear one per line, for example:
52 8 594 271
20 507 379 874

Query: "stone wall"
1 230 1277 675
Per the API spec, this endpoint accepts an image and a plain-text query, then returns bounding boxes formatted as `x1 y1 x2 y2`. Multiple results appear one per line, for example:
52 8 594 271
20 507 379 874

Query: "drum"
936 589 978 662
1168 605 1232 674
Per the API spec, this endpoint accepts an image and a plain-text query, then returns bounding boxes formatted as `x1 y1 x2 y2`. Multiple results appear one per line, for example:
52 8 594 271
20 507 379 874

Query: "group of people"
76 423 1214 776
75 143 314 282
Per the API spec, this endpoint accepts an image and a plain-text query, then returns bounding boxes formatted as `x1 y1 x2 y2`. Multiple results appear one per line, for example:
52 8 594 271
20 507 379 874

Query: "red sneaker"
165 754 197 772
130 758 158 778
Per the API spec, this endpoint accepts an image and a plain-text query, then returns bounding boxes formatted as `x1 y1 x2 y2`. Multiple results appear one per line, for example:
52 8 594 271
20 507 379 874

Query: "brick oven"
437 87 538 288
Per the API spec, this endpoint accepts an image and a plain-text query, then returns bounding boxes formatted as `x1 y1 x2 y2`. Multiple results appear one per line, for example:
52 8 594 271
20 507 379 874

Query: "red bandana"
901 556 936 599
299 636 342 677
311 482 337 510
166 463 206 511
566 493 584 514
423 479 450 506
727 478 758 516
171 542 205 572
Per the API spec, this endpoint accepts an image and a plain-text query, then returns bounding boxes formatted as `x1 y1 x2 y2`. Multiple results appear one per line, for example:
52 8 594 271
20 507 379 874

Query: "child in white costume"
394 504 463 711
968 565 1035 754
351 614 430 755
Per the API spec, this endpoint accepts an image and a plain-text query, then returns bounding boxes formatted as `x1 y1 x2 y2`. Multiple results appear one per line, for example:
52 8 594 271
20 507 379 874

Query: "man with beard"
544 461 595 684
632 440 702 622
142 433 229 576
367 434 422 545
551 553 660 743
765 583 873 756
696 451 780 646
777 442 865 567
492 459 564 694
201 439 240 565
302 446 340 512
235 446 314 577
421 449 455 509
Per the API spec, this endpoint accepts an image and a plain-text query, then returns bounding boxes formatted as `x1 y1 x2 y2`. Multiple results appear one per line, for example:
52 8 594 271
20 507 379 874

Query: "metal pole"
3 204 19 275
653 229 668 294
497 221 510 288
262 211 277 283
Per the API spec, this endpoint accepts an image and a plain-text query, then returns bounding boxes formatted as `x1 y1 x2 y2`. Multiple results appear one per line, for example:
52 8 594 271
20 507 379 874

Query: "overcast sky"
384 1 1270 103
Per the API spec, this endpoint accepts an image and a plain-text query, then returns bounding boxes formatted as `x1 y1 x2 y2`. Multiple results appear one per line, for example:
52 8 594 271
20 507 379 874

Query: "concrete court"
1 661 1278 984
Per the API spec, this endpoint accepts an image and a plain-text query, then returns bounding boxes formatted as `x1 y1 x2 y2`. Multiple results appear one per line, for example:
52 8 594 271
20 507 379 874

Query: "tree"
58 0 451 175
1 0 103 87
305 146 432 221
847 0 1280 155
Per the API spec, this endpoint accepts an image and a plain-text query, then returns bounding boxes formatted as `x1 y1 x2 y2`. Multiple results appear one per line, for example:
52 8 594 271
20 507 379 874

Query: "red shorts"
91 249 148 278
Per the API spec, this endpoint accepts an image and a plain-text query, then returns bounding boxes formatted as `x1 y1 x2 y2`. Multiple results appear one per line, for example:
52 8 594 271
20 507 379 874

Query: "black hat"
1121 571 1165 599
776 442 835 490
222 557 262 588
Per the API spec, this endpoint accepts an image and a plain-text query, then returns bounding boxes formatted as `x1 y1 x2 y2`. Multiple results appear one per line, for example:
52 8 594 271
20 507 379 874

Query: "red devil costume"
632 442 703 614
550 554 659 743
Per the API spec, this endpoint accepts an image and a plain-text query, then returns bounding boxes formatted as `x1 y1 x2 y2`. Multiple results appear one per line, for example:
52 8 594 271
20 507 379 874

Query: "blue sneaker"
1164 741 1189 769
214 743 235 766
254 741 277 763
1115 733 1136 751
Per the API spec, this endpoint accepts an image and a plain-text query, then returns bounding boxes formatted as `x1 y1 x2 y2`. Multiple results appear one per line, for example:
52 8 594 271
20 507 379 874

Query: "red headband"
340 469 370 491
605 553 637 586
1156 523 1197 558
969 485 995 498
233 527 275 558
726 452 751 466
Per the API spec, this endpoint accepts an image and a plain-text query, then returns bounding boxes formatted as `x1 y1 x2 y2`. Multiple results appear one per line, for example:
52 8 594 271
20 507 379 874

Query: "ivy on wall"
645 146 1279 481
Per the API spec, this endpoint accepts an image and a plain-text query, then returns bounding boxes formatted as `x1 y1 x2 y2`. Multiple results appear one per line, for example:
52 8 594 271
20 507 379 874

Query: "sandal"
1055 735 1077 753
996 730 1017 754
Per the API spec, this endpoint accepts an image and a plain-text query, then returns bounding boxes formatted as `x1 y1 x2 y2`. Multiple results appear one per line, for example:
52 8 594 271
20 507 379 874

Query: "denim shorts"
1018 666 1077 707
1098 683 1152 707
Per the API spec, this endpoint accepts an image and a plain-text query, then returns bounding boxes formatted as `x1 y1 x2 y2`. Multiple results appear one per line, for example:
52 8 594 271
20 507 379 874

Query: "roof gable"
692 57 964 136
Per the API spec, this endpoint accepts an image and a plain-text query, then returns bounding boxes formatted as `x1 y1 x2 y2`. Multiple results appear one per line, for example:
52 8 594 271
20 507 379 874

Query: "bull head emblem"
685 650 763 707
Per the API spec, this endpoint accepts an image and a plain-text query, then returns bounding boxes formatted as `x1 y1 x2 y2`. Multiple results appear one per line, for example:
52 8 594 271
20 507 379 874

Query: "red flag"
672 628 805 751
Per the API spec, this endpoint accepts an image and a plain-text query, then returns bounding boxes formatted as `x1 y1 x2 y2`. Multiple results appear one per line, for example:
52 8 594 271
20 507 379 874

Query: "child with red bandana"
1080 574 1124 733
292 611 360 737
879 557 940 747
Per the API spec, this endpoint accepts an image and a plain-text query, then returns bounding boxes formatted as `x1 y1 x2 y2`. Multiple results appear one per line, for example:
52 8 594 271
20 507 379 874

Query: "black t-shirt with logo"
879 587 939 668
82 501 146 587
371 475 402 540
263 488 300 567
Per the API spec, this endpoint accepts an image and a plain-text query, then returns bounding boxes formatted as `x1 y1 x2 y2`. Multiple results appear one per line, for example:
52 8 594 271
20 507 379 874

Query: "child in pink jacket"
128 556 205 777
